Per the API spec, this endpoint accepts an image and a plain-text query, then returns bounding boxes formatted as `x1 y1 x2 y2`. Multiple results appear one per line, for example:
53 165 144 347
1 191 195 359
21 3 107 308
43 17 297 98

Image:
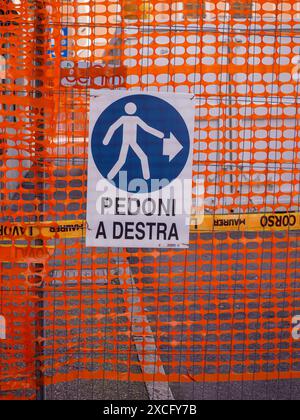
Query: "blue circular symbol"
91 94 190 193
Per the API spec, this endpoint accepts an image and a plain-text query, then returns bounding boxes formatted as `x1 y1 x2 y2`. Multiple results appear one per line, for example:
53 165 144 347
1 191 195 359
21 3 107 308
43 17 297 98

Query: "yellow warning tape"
190 212 300 232
0 221 85 243
0 212 299 246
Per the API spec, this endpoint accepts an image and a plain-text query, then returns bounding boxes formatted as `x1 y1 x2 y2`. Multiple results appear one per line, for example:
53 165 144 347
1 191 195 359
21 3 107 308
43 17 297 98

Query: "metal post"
228 70 234 196
0 0 18 399
33 0 47 401
228 34 243 197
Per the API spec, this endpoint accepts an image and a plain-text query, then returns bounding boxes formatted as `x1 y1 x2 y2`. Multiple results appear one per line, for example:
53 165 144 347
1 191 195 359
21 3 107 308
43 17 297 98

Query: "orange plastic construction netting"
0 0 300 399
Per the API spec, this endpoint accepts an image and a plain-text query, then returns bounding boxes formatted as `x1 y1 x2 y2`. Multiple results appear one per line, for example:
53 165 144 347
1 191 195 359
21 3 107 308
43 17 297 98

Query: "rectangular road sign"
86 91 195 248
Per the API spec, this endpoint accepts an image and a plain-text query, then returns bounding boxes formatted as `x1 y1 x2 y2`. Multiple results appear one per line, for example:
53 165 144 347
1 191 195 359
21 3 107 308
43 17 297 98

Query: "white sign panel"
87 91 195 248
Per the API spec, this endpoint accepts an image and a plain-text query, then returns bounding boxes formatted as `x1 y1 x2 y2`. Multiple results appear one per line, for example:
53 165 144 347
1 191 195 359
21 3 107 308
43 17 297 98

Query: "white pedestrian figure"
103 102 164 180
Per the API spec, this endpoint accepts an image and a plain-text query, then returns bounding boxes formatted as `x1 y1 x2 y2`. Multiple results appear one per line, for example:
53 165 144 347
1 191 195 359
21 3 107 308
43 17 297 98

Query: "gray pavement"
46 378 300 400
42 255 300 401
170 379 300 400
46 379 149 400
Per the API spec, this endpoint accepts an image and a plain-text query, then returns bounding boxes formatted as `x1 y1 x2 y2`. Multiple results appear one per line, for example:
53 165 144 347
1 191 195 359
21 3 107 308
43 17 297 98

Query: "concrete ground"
45 379 149 400
46 378 300 400
43 256 300 400
170 378 300 400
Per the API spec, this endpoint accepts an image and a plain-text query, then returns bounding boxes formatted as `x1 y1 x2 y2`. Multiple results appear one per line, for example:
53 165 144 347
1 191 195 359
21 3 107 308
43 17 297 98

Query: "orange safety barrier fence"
0 0 300 399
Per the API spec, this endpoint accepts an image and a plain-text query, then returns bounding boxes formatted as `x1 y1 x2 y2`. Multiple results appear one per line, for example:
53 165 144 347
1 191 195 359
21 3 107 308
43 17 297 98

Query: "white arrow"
163 133 183 162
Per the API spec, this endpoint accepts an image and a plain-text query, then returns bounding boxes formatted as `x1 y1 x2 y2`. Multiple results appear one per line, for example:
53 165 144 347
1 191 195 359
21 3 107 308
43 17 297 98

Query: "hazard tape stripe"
190 212 300 232
0 222 85 241
0 213 299 245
